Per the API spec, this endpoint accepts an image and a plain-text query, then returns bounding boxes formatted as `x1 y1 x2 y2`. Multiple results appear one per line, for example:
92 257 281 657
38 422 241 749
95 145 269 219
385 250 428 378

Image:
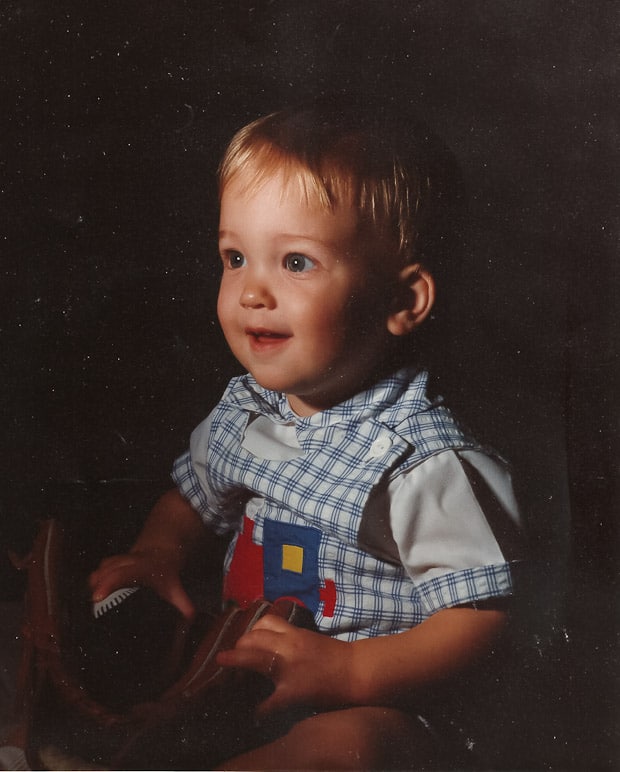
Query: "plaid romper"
173 367 518 641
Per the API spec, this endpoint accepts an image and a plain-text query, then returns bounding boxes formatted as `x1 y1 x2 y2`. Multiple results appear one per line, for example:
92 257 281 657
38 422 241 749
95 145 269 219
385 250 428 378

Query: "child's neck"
284 355 410 417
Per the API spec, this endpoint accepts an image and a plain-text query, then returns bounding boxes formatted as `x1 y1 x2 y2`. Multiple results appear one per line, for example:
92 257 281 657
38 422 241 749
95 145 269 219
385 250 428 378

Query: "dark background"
1 1 617 768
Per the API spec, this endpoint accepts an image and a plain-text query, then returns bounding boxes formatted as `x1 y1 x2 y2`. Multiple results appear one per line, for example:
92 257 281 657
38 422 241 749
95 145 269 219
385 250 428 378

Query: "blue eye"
226 251 246 269
285 253 315 273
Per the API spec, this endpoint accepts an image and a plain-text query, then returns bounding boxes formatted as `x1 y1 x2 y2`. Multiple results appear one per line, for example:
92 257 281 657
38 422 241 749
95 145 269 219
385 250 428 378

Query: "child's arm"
89 488 208 619
217 605 506 715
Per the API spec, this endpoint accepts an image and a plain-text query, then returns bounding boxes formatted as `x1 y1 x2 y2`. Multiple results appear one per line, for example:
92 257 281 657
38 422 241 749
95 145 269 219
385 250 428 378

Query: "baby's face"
217 170 395 415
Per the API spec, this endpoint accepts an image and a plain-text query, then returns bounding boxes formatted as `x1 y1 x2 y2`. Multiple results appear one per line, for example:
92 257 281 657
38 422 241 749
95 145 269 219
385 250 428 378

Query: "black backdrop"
1 1 617 768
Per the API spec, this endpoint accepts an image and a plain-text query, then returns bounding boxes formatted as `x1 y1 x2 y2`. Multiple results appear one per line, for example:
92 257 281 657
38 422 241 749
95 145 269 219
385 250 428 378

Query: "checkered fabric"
172 367 515 641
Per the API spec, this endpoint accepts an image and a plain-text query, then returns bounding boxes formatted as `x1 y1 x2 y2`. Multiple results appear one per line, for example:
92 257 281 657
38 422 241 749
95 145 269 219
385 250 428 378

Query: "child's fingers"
254 688 288 718
89 571 134 602
91 564 195 620
89 555 141 599
235 626 280 647
234 612 301 648
251 614 293 634
157 578 195 620
216 645 275 677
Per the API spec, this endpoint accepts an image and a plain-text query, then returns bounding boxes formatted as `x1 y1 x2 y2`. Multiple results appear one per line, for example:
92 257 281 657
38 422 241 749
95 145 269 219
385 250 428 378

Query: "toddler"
90 101 523 769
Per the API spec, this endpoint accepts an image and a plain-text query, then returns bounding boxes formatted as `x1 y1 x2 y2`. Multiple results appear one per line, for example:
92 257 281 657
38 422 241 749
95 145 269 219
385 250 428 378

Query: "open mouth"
246 328 291 346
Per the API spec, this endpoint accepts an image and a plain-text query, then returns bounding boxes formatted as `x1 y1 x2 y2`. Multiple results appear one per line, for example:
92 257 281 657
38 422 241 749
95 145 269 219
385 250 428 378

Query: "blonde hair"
218 104 441 265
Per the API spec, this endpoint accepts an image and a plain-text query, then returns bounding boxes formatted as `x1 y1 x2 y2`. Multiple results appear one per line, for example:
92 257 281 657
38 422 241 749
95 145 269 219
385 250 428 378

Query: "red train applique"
223 516 336 617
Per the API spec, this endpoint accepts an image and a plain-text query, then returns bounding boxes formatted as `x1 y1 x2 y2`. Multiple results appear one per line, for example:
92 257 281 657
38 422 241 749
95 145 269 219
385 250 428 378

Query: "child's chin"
251 373 292 393
246 365 294 392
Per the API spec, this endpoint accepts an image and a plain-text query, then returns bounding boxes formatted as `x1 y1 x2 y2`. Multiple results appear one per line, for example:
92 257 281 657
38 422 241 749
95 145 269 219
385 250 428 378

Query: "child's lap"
220 705 450 770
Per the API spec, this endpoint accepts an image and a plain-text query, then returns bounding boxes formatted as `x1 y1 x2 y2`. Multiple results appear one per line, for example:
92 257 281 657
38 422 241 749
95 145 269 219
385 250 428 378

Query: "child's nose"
239 276 276 309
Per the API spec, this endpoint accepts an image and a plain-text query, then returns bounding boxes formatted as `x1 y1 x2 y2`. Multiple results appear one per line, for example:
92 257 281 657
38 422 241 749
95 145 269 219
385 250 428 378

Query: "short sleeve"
388 449 522 613
171 411 234 534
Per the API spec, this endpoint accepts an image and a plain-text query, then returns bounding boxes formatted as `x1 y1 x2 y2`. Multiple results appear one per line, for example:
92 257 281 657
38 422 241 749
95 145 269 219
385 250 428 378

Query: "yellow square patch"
281 544 304 574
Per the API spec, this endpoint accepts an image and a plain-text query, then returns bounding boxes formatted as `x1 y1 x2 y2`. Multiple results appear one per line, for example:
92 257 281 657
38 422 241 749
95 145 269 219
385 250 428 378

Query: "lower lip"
247 334 291 353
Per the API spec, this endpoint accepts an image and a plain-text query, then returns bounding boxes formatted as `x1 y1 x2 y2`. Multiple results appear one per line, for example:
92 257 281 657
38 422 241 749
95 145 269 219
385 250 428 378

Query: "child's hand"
216 613 353 716
88 549 195 620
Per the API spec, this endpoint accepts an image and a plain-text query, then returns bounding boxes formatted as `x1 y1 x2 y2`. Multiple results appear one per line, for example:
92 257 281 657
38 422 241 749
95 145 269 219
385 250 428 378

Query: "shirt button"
368 437 392 457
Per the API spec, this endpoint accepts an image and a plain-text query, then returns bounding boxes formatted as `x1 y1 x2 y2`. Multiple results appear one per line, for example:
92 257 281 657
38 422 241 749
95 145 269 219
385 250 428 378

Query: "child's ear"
386 263 435 336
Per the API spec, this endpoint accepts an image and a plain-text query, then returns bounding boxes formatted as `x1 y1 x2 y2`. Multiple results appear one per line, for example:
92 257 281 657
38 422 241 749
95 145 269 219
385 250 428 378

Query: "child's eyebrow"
276 232 335 248
218 229 340 251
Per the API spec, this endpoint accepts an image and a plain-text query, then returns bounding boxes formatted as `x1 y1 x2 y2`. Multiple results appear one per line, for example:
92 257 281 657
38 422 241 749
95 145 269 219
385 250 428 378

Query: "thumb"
159 578 195 621
90 573 127 603
254 685 290 719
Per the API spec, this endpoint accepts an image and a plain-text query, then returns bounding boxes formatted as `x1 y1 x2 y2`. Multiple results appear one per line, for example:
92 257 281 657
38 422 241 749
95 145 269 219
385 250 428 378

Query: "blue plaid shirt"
173 367 517 641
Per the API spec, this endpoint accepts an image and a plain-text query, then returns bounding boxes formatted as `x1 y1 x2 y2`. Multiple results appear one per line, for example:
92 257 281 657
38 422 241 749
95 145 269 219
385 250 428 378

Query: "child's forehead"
220 169 361 239
219 153 396 262
221 154 354 212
